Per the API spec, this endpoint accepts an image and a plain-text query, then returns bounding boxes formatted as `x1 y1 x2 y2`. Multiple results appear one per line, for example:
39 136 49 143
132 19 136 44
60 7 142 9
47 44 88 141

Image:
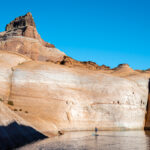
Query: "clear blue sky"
0 0 150 70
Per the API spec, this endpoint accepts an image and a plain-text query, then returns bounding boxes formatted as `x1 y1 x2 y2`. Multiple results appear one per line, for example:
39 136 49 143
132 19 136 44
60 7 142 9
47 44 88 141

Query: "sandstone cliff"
0 101 47 149
8 61 149 133
0 13 150 144
0 12 65 62
0 51 30 101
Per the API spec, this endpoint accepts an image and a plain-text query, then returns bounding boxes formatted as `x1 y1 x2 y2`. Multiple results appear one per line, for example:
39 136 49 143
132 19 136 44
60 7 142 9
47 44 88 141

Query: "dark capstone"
5 12 36 31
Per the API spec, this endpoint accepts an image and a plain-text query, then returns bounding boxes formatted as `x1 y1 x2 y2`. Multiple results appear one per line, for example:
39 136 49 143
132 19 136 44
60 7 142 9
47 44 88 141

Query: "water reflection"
19 130 150 150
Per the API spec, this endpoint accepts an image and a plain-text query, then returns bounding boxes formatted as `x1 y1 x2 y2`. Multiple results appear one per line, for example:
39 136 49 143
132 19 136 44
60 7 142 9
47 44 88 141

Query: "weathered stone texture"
8 61 150 133
5 12 35 31
0 13 150 138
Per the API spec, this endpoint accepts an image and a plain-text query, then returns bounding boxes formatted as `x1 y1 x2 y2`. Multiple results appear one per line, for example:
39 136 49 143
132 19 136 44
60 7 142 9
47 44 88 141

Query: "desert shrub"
19 109 22 111
0 98 3 102
14 109 17 111
8 100 14 106
25 111 28 113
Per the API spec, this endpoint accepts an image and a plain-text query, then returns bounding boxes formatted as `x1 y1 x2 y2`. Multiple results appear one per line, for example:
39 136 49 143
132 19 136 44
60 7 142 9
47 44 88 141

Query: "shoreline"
17 130 150 150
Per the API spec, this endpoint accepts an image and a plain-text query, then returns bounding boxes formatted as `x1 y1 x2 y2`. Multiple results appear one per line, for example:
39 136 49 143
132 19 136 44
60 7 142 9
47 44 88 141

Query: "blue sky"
0 0 150 69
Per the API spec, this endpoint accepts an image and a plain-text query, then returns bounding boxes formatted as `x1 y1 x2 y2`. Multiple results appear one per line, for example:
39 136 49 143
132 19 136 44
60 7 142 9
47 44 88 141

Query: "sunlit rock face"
0 12 65 62
8 61 149 133
0 13 150 137
0 51 30 100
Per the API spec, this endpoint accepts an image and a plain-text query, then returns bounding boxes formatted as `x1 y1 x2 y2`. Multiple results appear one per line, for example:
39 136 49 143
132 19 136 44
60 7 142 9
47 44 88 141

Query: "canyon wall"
0 101 47 149
0 13 150 138
0 51 47 149
145 80 150 129
8 61 149 133
0 51 30 100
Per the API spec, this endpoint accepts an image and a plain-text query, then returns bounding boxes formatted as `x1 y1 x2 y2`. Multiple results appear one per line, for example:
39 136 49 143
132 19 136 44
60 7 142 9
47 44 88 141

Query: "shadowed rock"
145 79 150 129
5 12 36 31
0 122 47 150
0 101 47 149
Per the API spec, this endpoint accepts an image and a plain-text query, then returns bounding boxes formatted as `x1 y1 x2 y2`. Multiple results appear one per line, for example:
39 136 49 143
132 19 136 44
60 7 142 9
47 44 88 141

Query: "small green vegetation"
8 100 14 106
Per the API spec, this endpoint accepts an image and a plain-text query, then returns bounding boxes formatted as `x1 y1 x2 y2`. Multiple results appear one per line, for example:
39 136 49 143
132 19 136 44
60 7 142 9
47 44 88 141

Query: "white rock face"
1 13 150 149
0 52 47 149
0 51 149 135
0 51 30 100
8 61 149 133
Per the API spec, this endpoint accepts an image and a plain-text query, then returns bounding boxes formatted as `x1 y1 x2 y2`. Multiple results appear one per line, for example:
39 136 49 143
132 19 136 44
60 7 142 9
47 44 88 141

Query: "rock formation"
8 61 149 133
0 12 65 62
0 13 150 149
5 12 36 31
145 79 150 129
59 56 110 70
0 51 30 101
0 101 47 149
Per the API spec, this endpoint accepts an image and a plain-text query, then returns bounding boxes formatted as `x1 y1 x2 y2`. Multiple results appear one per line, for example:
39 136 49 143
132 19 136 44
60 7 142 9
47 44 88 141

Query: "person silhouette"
95 127 98 134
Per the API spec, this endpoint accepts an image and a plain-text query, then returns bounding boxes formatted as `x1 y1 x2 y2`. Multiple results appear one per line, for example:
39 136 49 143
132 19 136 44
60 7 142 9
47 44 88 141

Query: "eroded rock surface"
0 100 47 149
0 51 150 135
0 51 30 101
0 13 65 62
5 12 36 31
59 56 110 71
0 13 150 141
7 61 150 134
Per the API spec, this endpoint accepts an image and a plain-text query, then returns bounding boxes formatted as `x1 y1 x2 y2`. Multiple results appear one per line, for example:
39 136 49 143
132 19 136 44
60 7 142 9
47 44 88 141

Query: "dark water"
19 131 150 150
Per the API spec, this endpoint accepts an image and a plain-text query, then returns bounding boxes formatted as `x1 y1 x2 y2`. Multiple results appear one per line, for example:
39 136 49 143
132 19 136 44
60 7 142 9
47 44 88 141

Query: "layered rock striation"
0 12 65 62
0 13 150 142
59 56 110 71
5 12 36 31
8 61 149 133
0 101 47 149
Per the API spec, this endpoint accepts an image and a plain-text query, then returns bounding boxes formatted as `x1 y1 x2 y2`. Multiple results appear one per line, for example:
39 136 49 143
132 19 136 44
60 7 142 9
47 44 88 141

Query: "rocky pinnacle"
5 12 36 31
